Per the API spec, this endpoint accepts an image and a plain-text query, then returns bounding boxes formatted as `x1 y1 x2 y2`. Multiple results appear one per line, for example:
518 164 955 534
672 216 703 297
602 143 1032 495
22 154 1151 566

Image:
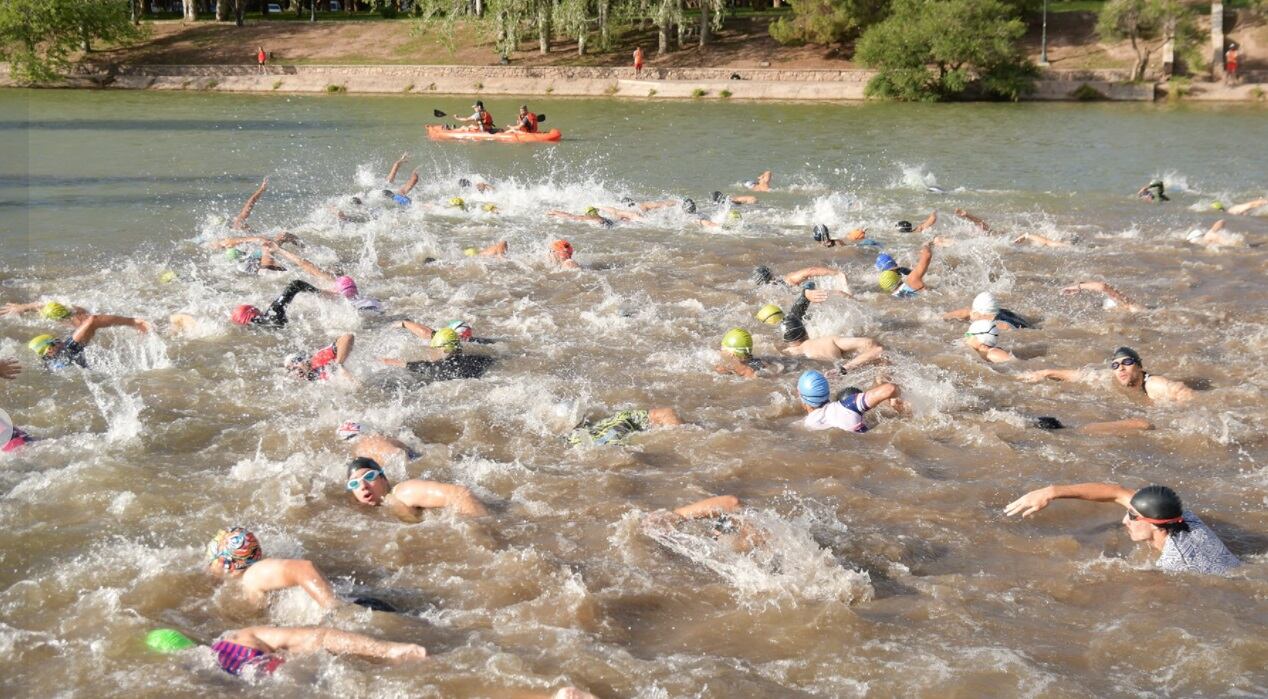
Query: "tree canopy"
0 0 146 83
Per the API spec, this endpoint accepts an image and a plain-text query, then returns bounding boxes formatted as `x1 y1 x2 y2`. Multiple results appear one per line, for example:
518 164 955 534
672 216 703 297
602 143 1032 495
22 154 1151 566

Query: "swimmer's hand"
385 643 427 662
1004 487 1054 518
273 231 299 246
1018 370 1049 383
1061 281 1105 295
134 319 153 334
0 358 20 380
641 510 684 534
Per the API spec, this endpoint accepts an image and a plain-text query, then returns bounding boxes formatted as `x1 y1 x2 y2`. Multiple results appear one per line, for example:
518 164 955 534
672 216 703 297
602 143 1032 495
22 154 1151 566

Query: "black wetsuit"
404 353 494 382
252 280 318 329
43 338 88 370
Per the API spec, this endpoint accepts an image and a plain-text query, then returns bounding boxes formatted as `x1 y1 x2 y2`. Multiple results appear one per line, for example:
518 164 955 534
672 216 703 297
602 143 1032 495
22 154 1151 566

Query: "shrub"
272 79 283 90
692 88 708 98
720 89 732 98
1069 83 1106 100
325 84 346 93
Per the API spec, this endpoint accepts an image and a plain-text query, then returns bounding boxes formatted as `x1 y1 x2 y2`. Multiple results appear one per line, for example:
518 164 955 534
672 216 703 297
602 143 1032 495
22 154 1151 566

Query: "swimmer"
778 317 884 373
2 299 89 325
267 243 382 312
336 420 419 464
953 207 991 232
567 407 683 446
714 328 765 379
464 240 509 258
962 292 1015 363
285 333 355 382
812 223 868 248
1059 280 1143 312
207 232 297 273
173 279 317 333
392 319 483 347
642 495 763 553
204 527 342 610
1184 219 1242 249
1137 179 1170 202
1223 196 1267 215
146 626 426 677
712 191 758 206
379 327 494 382
797 370 901 433
942 299 1034 329
1 358 33 452
26 313 151 370
547 208 616 229
1004 483 1240 575
621 196 697 213
895 210 937 234
457 177 495 193
874 244 933 298
594 206 644 221
230 177 269 231
550 239 581 270
936 209 1066 247
344 457 488 519
751 265 849 294
1020 346 1194 404
743 170 772 192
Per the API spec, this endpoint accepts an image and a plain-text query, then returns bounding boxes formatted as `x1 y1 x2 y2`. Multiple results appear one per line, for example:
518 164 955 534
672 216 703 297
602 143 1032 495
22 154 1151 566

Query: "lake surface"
1 89 1265 698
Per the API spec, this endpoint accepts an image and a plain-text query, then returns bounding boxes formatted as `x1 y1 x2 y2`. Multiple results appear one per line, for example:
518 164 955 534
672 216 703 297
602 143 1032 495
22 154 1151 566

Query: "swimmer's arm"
0 302 45 317
673 495 741 520
1019 368 1083 383
393 480 489 517
241 558 340 610
267 246 337 284
0 358 19 380
953 208 990 232
1061 281 1140 311
546 210 582 221
1227 197 1268 215
70 314 151 345
714 356 756 379
942 307 971 321
782 266 837 287
385 152 409 184
332 333 354 367
913 210 937 233
207 236 268 249
397 169 419 196
1004 482 1134 518
397 320 436 342
1076 418 1154 435
238 626 427 661
231 177 268 230
1148 376 1194 403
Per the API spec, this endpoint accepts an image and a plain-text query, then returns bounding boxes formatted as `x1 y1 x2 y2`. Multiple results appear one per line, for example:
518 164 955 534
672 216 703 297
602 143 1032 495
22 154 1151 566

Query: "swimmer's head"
1210 201 1224 211
798 370 831 408
1126 485 1185 539
878 270 903 293
896 220 913 233
1110 346 1143 385
551 239 574 261
813 224 834 247
755 304 783 325
380 189 395 199
28 334 57 357
350 196 363 206
720 327 753 359
712 191 725 204
230 304 262 325
447 319 474 341
346 457 388 506
145 629 197 654
781 316 809 343
751 265 774 286
481 202 498 213
464 247 478 257
334 275 359 299
283 353 310 378
205 527 263 575
727 210 742 222
225 248 245 262
620 196 637 207
875 253 898 272
971 292 999 316
846 227 867 242
40 301 71 321
336 420 362 441
449 197 466 210
584 207 600 217
458 178 472 188
681 198 697 214
742 179 757 189
1148 179 1165 192
598 217 615 229
159 270 178 284
430 327 461 353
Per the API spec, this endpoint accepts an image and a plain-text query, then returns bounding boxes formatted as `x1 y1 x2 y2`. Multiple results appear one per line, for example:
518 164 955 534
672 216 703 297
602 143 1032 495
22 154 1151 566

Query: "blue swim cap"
875 253 898 272
797 370 831 408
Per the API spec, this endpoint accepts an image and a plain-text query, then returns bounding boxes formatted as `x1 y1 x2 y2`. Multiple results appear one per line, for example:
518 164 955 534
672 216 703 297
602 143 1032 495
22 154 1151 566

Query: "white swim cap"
971 292 999 315
1186 228 1205 243
967 319 999 348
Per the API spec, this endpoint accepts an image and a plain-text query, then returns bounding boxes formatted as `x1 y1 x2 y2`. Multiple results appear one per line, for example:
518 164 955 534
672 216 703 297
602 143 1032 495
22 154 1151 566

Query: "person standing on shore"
256 46 267 73
633 46 645 77
1224 44 1239 85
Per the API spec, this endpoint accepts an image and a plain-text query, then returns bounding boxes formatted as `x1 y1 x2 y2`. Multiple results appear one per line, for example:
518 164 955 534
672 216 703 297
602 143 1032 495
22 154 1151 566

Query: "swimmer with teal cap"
145 625 427 677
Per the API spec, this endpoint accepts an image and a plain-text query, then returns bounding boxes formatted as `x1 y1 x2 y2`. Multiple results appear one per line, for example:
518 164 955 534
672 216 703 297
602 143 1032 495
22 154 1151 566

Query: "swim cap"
346 456 382 477
966 319 999 348
146 629 196 654
1112 346 1142 365
334 275 359 299
812 224 829 242
1149 180 1164 190
283 353 307 371
878 270 902 292
159 270 178 284
743 180 757 189
971 292 999 315
230 305 261 325
727 210 742 222
336 420 362 441
464 247 478 256
720 328 753 358
447 319 473 340
449 197 466 209
1129 485 1184 523
458 178 472 188
751 266 774 286
584 207 599 217
225 248 244 261
755 304 783 325
847 227 867 241
781 316 808 342
1034 416 1065 430
875 253 898 272
40 301 70 321
1186 228 1206 243
682 198 697 214
712 191 725 204
551 239 574 259
1210 201 1224 211
28 334 56 357
620 196 636 207
481 202 497 213
205 527 263 573
430 327 460 352
798 370 831 408
896 220 913 233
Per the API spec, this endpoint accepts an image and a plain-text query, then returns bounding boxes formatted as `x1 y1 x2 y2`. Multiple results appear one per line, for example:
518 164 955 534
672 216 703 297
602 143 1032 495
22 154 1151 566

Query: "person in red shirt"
633 46 645 77
1224 44 1239 85
256 46 267 73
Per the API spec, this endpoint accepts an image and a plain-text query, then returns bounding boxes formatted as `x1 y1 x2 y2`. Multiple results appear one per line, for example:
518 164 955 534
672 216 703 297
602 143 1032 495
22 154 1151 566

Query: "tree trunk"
675 0 684 48
537 2 551 54
183 0 197 22
598 0 609 49
578 26 586 55
234 0 245 25
475 0 483 18
138 0 149 20
216 0 227 20
656 0 669 54
698 1 709 48
81 25 91 53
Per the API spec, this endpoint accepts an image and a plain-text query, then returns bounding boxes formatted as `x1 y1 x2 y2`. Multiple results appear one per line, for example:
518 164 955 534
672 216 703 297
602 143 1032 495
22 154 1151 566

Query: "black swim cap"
1112 346 1142 365
682 198 697 214
897 220 913 233
813 224 829 242
598 217 615 229
350 196 363 206
458 178 471 188
712 191 725 204
381 189 394 197
346 457 382 477
781 316 808 342
1034 416 1065 430
621 196 636 207
751 266 773 286
1130 485 1183 521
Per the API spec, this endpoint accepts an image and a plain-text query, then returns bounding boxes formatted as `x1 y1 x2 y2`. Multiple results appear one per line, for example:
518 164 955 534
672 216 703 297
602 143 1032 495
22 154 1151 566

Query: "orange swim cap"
551 239 574 259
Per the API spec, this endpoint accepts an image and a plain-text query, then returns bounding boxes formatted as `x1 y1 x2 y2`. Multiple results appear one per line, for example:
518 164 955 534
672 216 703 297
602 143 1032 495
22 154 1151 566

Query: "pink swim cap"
231 305 261 325
334 276 359 299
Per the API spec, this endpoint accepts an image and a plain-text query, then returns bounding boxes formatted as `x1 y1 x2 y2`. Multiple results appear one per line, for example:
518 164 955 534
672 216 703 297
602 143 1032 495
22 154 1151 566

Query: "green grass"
1045 0 1105 13
143 12 411 22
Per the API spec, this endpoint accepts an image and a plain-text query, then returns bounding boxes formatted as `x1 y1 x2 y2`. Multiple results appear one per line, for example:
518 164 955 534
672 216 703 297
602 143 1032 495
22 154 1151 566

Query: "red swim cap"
231 305 261 325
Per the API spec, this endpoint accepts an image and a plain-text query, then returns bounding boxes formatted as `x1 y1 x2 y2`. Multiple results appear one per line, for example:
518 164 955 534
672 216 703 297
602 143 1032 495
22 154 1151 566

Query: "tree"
770 0 889 45
183 0 197 21
0 0 147 83
1096 0 1193 81
856 0 1035 101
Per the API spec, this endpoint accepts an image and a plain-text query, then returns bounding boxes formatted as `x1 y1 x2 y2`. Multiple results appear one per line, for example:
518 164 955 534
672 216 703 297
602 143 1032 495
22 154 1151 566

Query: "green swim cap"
721 327 753 358
1211 201 1225 211
430 327 461 352
584 207 599 217
878 270 902 292
145 628 196 653
449 197 466 209
463 247 478 257
481 202 497 213
755 304 783 325
159 270 178 284
28 334 56 356
40 301 70 321
727 210 742 221
225 248 244 261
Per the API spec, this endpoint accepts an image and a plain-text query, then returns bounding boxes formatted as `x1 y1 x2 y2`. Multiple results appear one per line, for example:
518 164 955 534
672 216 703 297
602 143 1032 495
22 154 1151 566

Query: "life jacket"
523 112 538 133
479 111 494 131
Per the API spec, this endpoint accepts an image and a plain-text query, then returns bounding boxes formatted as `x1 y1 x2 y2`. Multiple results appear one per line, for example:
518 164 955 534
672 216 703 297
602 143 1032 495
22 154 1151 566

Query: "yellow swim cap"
878 270 902 292
159 270 178 284
449 197 466 209
755 304 783 325
463 247 478 256
28 334 56 356
430 327 461 352
481 202 497 213
584 207 599 217
40 301 70 320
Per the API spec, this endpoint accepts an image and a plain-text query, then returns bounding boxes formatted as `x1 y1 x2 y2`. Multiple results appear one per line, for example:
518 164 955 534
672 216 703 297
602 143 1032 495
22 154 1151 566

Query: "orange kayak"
426 125 563 143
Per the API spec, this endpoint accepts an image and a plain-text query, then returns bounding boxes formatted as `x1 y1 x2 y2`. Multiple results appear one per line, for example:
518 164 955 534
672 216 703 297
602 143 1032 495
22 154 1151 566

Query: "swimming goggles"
347 469 382 491
1110 357 1138 370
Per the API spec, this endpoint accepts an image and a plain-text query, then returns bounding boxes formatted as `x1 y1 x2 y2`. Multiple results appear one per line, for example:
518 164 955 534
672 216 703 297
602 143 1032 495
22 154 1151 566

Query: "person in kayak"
379 327 494 382
1004 483 1241 575
875 244 933 298
231 177 269 231
567 407 683 446
145 626 427 677
266 243 383 313
1020 346 1194 404
796 370 902 433
344 456 488 519
456 101 495 133
285 334 355 382
204 527 343 610
26 313 151 370
504 105 539 133
778 316 885 374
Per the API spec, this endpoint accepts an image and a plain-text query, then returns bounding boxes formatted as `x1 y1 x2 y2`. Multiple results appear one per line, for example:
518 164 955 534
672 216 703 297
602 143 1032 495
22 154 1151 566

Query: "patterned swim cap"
878 270 903 292
205 527 263 573
41 301 71 320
